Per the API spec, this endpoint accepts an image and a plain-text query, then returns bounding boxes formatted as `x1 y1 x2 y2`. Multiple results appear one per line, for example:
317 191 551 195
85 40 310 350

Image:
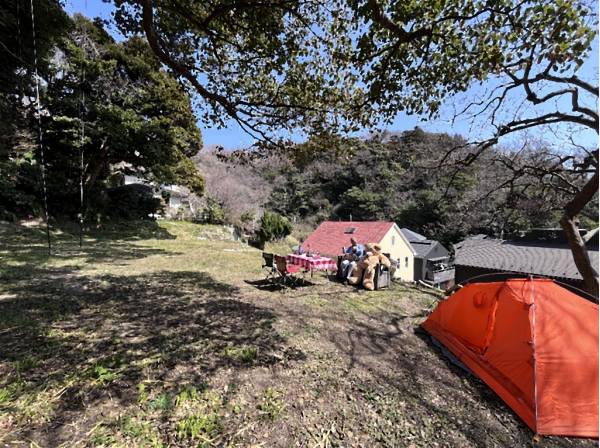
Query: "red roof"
302 221 395 257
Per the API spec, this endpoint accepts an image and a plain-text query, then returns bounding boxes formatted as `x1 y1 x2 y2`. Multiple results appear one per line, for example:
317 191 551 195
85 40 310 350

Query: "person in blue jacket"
340 238 364 281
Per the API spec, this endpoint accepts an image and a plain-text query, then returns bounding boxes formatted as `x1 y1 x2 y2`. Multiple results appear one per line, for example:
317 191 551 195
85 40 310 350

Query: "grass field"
0 220 594 447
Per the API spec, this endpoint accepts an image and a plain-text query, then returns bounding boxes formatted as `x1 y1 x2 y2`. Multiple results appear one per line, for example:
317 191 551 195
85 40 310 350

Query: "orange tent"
422 278 598 437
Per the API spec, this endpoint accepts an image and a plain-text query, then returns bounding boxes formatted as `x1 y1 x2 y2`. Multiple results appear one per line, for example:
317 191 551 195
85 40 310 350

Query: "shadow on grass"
4 219 176 244
244 278 317 292
0 221 180 278
0 270 294 445
82 220 177 241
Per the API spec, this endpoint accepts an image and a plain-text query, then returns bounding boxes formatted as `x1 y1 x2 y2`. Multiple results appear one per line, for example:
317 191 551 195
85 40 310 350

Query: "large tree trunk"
560 170 599 297
85 137 109 189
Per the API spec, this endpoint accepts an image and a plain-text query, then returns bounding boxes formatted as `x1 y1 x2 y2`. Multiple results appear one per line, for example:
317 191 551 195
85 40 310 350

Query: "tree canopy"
354 0 596 126
231 129 595 248
0 6 204 222
111 0 372 142
44 15 204 196
0 0 70 217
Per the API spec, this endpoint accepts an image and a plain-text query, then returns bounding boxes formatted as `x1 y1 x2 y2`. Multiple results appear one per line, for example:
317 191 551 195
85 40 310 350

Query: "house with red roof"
302 221 417 281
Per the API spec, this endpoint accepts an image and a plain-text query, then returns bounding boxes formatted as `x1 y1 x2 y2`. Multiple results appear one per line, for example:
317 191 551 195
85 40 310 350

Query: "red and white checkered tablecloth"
286 254 337 271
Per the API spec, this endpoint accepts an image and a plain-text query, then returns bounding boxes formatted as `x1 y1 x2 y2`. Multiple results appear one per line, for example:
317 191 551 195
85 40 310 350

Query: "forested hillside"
201 128 598 248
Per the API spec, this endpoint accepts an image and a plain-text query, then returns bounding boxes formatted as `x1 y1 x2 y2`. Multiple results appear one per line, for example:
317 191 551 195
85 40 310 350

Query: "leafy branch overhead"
113 1 597 144
356 0 597 125
351 0 599 294
113 0 373 143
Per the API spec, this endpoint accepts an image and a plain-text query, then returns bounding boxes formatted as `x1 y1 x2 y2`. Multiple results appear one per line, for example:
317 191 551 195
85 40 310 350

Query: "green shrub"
14 356 39 372
120 416 149 438
118 416 164 446
256 212 292 244
0 379 26 407
148 393 173 412
197 198 226 224
257 388 285 421
0 388 10 405
89 424 116 446
137 382 149 404
175 386 201 408
90 364 117 385
240 211 255 223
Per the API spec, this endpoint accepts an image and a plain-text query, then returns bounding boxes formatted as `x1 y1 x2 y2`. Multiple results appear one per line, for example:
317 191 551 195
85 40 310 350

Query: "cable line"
29 0 52 255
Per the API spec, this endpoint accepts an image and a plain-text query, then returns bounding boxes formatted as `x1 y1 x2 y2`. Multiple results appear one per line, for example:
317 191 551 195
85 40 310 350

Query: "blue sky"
64 0 598 151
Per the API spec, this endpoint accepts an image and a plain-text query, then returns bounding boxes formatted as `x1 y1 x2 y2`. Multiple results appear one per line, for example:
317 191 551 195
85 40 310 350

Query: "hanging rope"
79 64 85 248
29 0 52 254
16 0 23 97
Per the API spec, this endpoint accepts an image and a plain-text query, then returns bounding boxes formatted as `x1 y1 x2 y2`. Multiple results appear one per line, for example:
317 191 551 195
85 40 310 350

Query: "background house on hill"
400 228 454 288
160 184 195 217
302 221 416 281
113 170 195 218
454 229 599 296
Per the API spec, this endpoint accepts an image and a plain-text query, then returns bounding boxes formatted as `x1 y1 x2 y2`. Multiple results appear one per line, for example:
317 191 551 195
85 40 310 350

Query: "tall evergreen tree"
0 0 70 219
39 15 204 219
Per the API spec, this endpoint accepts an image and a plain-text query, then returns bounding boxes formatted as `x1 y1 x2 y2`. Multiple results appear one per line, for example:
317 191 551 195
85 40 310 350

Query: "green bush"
197 198 226 224
240 210 255 223
256 212 292 244
257 388 285 421
222 345 258 363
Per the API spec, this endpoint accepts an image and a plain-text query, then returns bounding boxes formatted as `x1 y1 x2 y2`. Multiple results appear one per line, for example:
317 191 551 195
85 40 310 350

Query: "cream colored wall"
377 225 415 281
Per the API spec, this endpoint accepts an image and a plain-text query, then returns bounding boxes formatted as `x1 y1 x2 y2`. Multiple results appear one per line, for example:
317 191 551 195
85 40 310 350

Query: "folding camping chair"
274 255 303 286
262 252 277 282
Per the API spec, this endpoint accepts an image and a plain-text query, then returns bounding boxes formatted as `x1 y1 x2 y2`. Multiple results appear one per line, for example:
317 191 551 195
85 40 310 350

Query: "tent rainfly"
422 278 598 437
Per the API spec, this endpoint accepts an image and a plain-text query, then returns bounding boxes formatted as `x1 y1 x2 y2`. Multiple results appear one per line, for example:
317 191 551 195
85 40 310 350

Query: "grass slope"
0 220 594 447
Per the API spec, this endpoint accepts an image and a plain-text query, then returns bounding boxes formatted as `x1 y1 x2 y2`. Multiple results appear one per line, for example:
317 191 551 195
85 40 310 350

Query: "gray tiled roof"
412 240 436 257
401 228 445 258
400 228 427 242
455 236 600 281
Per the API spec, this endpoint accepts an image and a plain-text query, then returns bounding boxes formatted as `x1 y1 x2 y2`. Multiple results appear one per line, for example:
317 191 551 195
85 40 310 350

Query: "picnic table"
286 253 337 277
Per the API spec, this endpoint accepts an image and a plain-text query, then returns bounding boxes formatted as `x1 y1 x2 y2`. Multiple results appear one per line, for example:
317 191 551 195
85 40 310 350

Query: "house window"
344 227 357 234
405 257 409 268
391 236 395 245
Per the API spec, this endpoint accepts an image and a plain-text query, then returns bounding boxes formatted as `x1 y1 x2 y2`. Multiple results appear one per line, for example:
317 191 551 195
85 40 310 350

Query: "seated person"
340 237 364 280
293 238 306 255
